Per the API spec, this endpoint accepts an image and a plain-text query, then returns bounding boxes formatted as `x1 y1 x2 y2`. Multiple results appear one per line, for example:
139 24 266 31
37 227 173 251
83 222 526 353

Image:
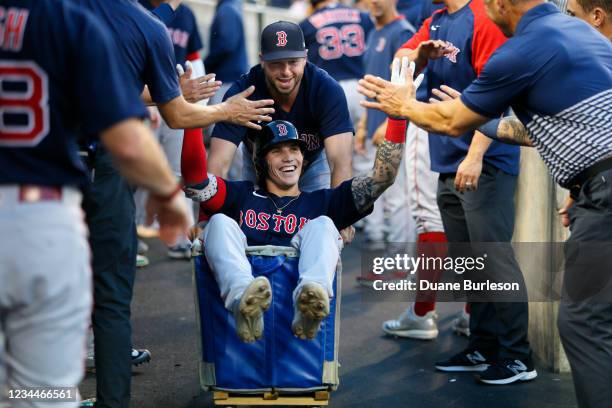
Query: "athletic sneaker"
435 349 491 372
292 282 330 340
233 277 272 343
477 358 538 385
132 348 151 366
451 309 470 337
136 254 149 268
137 240 149 255
167 242 191 259
382 305 439 339
79 398 96 407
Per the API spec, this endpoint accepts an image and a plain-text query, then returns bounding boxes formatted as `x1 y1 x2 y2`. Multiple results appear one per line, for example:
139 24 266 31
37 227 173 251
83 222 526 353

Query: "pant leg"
83 149 137 408
557 169 612 408
437 174 499 356
158 120 195 233
354 138 384 242
384 156 416 243
202 214 252 310
0 193 90 408
459 164 530 360
406 123 444 235
338 79 364 129
290 216 343 302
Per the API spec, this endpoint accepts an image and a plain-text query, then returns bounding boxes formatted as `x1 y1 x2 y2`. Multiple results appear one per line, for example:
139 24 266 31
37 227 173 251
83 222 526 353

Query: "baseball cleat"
131 348 151 366
292 282 330 340
234 277 272 343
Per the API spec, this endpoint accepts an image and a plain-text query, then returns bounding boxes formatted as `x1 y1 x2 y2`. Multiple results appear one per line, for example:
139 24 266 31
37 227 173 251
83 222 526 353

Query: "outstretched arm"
351 119 406 213
430 85 533 147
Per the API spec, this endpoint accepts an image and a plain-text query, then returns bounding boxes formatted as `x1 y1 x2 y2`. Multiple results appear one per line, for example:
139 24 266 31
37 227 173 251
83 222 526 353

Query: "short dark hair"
577 0 611 14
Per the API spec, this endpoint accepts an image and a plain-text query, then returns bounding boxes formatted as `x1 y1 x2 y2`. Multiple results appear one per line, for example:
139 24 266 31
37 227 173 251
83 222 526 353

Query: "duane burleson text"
372 279 520 292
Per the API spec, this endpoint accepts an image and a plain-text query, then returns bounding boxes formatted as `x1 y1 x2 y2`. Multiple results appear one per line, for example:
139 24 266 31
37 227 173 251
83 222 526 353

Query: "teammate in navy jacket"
0 0 188 403
209 21 354 195
359 0 612 401
363 0 534 386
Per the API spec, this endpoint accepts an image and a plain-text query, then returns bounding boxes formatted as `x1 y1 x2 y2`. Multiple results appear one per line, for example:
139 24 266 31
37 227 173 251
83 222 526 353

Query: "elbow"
107 135 143 166
164 114 182 129
441 123 464 138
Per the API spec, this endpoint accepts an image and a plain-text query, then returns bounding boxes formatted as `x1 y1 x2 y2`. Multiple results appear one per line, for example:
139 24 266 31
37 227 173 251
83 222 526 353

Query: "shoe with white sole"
382 305 438 340
167 242 192 260
233 277 272 343
435 349 491 372
477 358 537 385
451 309 470 337
136 254 149 268
292 282 330 340
137 240 149 255
131 348 151 366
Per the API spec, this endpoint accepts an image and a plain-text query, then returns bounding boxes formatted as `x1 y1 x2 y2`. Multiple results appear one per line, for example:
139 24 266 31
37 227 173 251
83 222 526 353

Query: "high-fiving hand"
358 57 424 118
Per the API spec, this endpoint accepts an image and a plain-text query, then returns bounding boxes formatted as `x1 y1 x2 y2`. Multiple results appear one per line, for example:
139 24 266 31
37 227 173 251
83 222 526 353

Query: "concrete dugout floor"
79 237 577 408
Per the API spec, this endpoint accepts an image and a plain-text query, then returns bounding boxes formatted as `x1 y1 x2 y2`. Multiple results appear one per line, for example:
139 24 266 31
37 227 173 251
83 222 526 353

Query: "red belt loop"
18 185 63 203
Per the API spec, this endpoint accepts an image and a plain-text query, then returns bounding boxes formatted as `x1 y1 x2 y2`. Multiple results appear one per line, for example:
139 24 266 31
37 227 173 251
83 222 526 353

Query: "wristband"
153 183 182 203
384 118 408 143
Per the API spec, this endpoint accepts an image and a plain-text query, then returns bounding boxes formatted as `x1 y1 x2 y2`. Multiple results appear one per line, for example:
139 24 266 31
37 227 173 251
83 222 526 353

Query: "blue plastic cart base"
193 245 341 406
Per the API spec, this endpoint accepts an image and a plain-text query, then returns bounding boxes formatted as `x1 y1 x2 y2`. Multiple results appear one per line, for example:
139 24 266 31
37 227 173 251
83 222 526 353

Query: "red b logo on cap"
276 31 287 47
277 123 288 136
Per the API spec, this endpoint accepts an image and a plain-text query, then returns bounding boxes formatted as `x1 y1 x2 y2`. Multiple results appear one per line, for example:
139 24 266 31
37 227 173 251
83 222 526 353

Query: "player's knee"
308 215 335 230
208 213 237 230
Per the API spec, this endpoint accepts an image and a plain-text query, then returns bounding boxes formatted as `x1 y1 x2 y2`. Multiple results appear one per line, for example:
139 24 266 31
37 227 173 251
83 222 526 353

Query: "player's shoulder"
305 62 339 86
45 0 114 48
227 65 263 95
393 16 416 32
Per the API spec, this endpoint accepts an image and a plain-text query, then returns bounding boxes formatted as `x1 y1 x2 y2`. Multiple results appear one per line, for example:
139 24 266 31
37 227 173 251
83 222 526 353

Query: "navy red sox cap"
260 21 307 61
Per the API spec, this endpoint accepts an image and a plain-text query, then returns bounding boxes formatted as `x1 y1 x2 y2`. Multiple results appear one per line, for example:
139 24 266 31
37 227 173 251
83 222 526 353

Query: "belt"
568 156 612 200
18 185 63 202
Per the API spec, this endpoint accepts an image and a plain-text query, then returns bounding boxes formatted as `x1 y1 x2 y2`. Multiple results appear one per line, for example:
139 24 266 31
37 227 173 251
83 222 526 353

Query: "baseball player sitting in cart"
183 58 423 344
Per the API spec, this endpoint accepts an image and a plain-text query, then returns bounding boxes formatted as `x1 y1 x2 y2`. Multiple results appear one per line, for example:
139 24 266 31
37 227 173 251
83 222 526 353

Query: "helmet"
253 120 307 188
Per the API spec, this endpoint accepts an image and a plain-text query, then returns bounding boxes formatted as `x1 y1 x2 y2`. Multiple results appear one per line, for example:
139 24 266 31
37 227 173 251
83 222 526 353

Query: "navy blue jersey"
212 63 354 164
204 0 248 83
0 0 147 187
402 0 519 175
300 4 374 81
76 0 180 104
363 18 415 139
461 3 612 187
201 178 368 246
139 1 203 66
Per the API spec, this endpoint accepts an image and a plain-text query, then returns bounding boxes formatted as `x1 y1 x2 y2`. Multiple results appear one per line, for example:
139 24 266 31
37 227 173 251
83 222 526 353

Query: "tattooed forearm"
351 140 404 213
497 116 533 146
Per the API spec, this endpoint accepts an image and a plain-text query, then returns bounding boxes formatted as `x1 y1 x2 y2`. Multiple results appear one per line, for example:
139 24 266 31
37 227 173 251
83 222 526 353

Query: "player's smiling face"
262 58 306 97
265 141 304 192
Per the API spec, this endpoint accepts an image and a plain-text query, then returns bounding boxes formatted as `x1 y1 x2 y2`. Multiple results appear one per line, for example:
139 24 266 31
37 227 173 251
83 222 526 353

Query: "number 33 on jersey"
300 4 374 82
